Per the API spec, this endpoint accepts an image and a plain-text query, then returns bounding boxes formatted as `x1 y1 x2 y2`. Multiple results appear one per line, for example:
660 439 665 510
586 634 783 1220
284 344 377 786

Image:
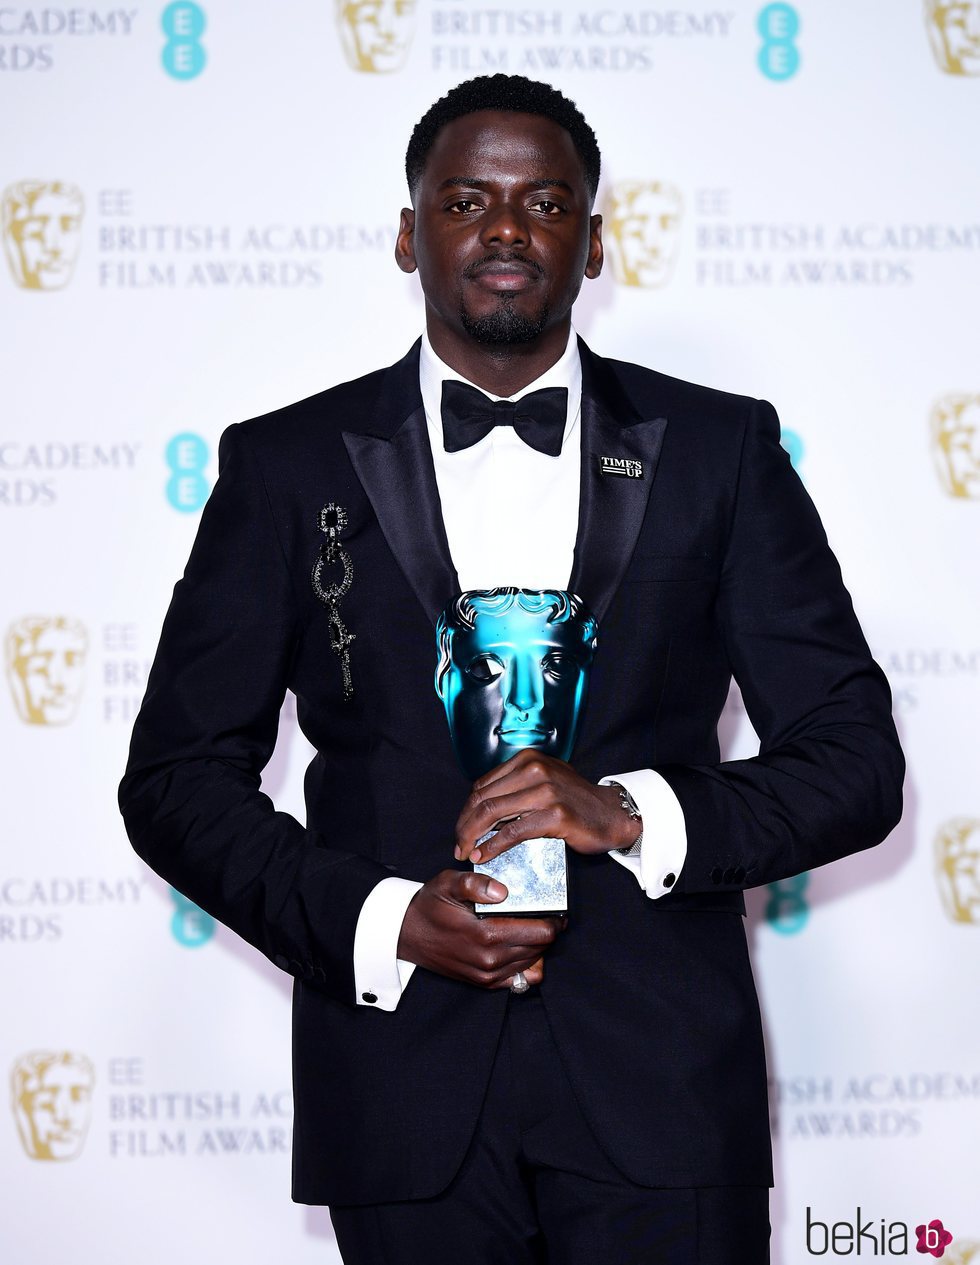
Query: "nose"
42 217 62 256
478 200 530 250
505 656 543 720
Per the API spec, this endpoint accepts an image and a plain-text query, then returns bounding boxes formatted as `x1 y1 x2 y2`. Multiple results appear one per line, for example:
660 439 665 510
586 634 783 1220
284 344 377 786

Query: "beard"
460 296 550 346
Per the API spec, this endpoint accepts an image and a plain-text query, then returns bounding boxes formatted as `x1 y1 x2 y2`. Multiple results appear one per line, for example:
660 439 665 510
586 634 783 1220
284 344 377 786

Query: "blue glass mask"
435 589 598 780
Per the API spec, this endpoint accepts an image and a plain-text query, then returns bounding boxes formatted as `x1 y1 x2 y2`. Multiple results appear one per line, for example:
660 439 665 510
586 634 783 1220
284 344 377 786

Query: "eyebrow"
437 176 576 194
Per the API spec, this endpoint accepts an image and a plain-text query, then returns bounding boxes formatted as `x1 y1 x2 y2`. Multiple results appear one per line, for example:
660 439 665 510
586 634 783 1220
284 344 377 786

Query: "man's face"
439 604 593 780
3 184 84 290
397 110 602 351
606 182 683 288
7 618 87 725
15 1058 94 1161
925 1 980 74
336 0 416 73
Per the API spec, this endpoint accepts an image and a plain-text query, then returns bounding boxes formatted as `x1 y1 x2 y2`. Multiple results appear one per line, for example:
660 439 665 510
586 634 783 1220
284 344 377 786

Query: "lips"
497 727 552 746
467 254 542 292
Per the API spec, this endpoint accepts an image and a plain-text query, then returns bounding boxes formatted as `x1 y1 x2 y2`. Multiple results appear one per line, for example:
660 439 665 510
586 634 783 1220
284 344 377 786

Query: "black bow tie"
440 380 568 457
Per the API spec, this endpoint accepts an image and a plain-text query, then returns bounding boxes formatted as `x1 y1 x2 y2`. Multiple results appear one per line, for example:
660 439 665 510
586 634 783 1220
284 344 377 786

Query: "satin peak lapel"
569 348 668 623
343 352 459 627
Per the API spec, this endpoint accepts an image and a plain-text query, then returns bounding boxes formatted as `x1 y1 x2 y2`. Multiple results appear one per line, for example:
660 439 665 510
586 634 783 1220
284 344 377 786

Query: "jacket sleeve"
656 398 905 894
118 422 391 1001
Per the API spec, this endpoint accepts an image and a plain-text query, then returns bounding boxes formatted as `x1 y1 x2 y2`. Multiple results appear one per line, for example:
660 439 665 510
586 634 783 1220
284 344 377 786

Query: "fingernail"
471 849 481 862
454 845 461 860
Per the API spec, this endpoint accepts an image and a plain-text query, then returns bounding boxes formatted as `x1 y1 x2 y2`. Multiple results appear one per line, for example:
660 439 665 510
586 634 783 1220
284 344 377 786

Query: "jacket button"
361 992 378 1005
732 865 746 884
710 867 722 885
662 872 676 888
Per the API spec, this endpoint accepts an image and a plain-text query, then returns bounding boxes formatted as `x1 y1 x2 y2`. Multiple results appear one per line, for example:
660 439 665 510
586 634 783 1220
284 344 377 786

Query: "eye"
542 651 575 681
447 199 481 215
465 655 503 683
531 200 563 216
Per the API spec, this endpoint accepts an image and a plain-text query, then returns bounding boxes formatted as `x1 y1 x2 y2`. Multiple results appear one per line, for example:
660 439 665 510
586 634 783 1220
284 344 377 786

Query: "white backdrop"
2 2 978 1262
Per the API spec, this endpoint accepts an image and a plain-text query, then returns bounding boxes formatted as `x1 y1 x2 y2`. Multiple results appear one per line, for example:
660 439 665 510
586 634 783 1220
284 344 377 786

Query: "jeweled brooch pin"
311 502 356 699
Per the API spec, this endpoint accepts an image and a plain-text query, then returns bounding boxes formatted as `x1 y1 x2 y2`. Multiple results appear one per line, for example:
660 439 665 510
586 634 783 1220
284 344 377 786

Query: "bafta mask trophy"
435 588 598 915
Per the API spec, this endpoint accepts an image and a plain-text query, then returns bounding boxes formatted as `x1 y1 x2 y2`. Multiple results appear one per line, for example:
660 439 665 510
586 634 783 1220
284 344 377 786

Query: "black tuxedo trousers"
120 340 903 1206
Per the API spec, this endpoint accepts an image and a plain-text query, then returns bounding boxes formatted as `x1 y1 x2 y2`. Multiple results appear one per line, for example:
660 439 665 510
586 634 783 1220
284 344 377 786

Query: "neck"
425 317 571 397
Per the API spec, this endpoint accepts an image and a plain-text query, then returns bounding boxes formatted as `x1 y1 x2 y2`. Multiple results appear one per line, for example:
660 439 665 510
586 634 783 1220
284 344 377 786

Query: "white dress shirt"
352 330 688 1009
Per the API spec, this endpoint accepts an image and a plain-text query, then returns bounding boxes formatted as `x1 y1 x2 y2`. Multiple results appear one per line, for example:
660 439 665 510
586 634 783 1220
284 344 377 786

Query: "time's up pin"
597 455 644 479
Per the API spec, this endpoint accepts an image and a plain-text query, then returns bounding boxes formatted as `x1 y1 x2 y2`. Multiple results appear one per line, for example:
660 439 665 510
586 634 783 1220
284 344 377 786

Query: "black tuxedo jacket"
120 339 903 1206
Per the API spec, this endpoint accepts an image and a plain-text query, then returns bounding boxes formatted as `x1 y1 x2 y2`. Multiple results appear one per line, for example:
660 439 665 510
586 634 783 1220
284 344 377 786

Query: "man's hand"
396 869 564 989
453 751 640 865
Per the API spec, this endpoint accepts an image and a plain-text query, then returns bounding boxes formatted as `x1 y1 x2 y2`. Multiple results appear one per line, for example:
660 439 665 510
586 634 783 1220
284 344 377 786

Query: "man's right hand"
396 869 565 989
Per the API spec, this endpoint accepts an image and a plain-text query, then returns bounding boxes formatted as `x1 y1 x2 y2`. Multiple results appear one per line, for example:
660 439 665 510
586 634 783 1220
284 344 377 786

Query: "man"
120 75 904 1262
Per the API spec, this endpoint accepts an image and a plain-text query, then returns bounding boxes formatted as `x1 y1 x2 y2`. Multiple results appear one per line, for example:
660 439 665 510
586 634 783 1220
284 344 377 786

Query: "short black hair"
406 75 601 202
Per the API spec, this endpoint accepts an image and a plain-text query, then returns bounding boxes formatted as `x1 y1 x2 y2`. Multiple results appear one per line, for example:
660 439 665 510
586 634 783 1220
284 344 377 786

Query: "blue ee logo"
764 873 810 934
161 2 207 80
780 427 805 476
169 886 216 947
165 432 210 512
757 3 800 81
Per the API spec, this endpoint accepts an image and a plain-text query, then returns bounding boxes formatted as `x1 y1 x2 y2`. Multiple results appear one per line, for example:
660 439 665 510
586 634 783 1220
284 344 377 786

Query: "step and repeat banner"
2 2 978 1262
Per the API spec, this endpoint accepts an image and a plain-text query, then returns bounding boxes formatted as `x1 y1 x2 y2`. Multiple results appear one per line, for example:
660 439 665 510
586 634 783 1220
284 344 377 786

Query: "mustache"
464 252 544 278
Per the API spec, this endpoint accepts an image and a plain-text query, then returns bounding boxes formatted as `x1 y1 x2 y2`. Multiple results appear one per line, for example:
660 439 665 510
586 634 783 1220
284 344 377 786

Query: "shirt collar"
419 326 582 451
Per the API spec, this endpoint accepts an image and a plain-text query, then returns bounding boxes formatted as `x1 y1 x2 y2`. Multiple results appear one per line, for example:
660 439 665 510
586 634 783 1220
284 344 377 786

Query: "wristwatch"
608 781 643 857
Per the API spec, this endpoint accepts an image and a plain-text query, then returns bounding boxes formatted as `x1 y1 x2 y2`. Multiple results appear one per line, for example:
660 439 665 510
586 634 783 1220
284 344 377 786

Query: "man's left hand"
454 751 640 864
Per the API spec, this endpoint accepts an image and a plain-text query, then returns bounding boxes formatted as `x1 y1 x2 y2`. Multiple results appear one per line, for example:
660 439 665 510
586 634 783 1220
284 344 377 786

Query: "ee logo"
757 3 800 81
169 887 216 947
165 432 210 512
161 2 207 80
764 873 810 934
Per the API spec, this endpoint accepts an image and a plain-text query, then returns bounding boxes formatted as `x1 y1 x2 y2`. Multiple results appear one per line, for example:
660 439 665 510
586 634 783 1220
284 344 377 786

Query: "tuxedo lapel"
343 343 459 626
569 342 668 623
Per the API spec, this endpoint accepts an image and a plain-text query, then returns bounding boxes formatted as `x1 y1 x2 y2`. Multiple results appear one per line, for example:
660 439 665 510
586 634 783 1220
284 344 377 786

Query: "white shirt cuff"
600 769 688 899
352 875 423 1011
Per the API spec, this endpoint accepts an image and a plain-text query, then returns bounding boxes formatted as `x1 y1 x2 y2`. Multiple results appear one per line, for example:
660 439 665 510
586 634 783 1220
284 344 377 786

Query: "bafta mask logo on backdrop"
605 182 683 289
335 0 417 73
924 0 980 75
935 818 980 924
946 1241 980 1265
11 1051 95 1161
2 181 84 291
5 616 88 726
931 394 980 499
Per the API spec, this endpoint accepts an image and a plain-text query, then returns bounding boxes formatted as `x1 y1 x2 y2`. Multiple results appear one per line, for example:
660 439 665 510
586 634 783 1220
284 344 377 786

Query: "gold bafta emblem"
925 0 980 74
931 394 980 499
11 1051 95 1161
335 0 417 73
934 818 980 924
5 616 88 726
2 180 84 291
605 181 684 289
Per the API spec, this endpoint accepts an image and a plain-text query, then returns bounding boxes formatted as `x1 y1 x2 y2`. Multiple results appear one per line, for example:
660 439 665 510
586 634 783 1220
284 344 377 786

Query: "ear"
585 213 603 280
395 207 417 274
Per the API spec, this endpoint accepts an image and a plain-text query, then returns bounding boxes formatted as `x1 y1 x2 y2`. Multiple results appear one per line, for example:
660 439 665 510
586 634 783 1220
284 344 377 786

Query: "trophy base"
473 833 568 916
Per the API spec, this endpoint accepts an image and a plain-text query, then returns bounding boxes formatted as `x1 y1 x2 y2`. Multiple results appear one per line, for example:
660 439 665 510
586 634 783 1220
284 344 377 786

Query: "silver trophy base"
473 832 568 916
